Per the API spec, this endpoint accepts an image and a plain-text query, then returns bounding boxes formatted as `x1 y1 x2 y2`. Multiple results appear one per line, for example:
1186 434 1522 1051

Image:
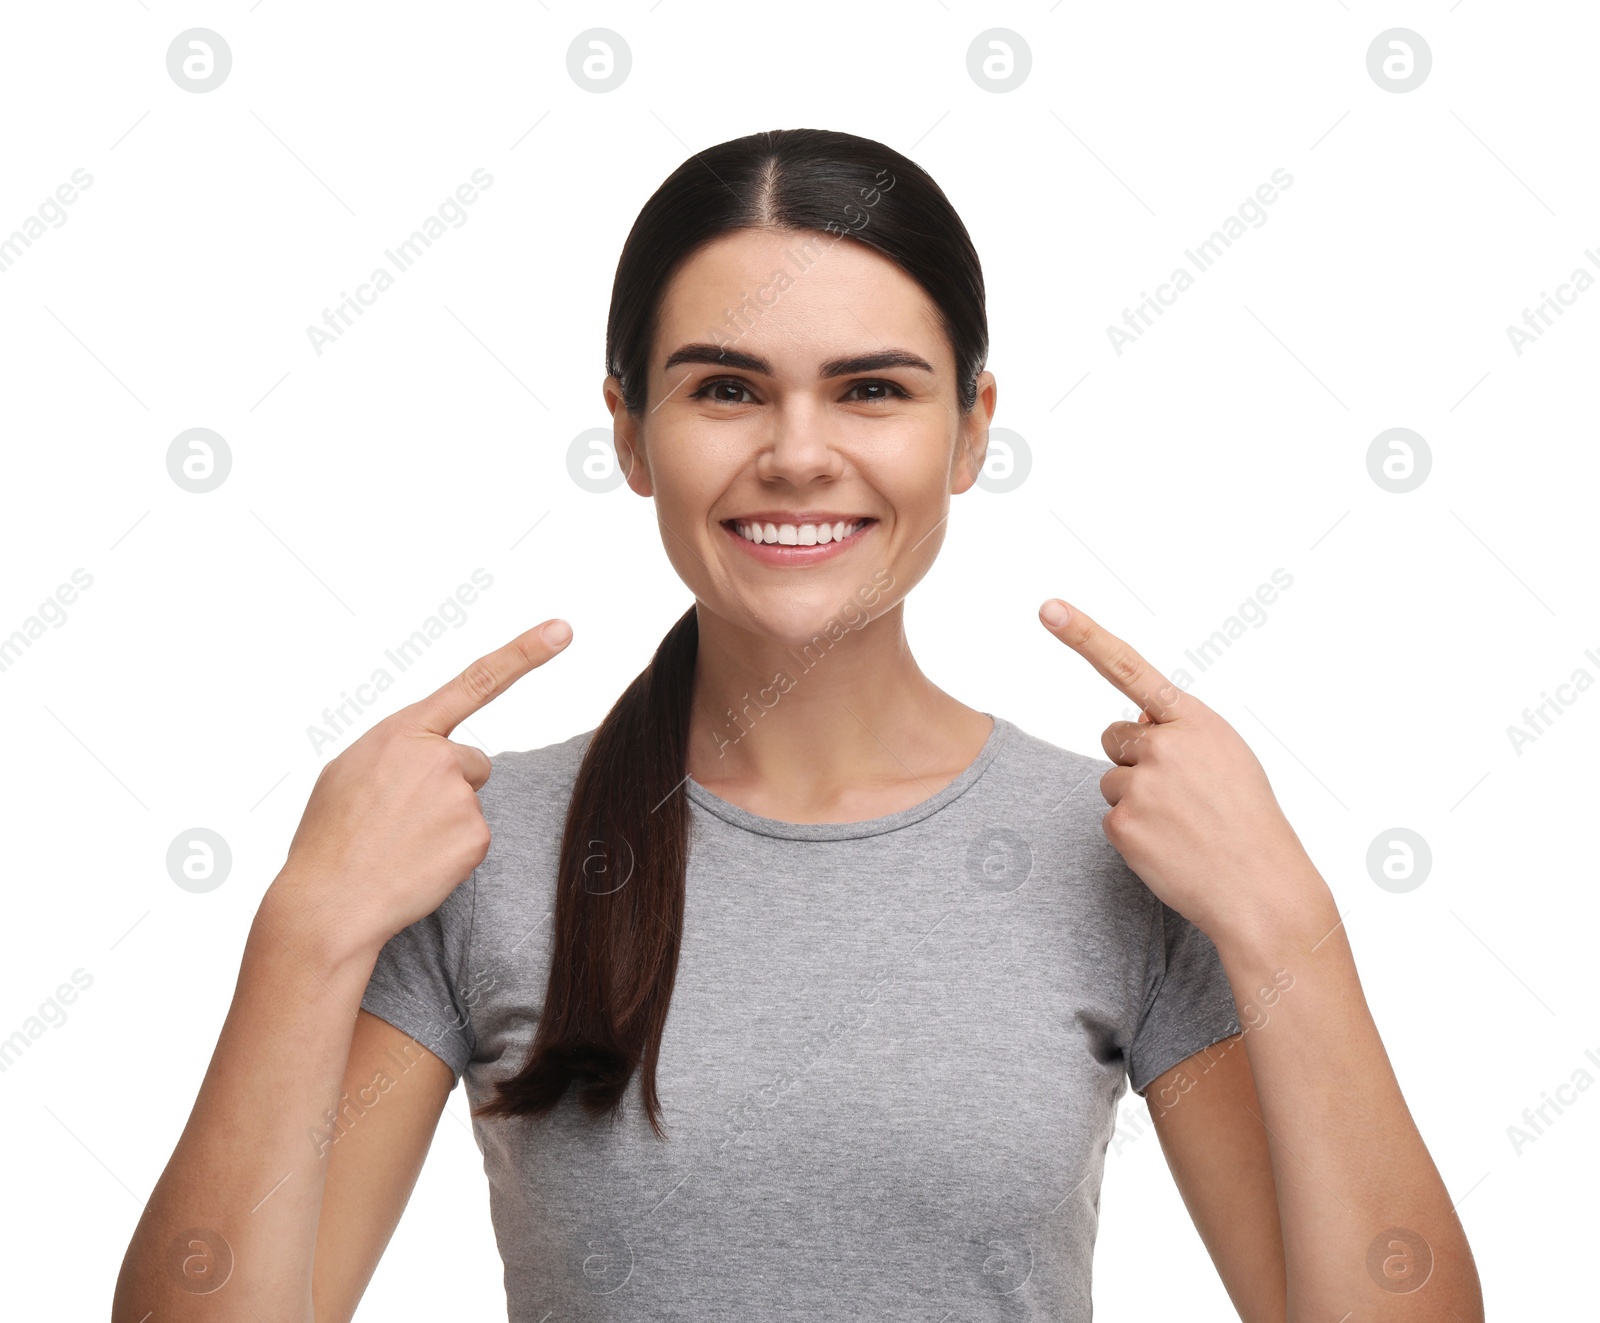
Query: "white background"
1 2 1594 1318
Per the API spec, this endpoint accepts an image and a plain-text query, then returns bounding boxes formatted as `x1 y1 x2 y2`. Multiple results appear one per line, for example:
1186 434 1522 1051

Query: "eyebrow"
661 343 936 379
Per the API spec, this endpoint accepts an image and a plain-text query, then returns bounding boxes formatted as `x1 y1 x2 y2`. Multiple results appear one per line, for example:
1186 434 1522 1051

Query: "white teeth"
734 518 866 546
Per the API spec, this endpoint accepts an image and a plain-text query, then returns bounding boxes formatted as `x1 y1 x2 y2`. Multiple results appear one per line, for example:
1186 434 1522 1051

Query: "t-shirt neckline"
683 712 1012 841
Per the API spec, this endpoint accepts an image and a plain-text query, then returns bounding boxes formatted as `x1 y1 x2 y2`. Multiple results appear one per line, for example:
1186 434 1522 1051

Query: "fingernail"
542 619 572 648
1040 600 1070 627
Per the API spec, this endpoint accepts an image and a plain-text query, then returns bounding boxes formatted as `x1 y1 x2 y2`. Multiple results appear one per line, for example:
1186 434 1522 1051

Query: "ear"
950 369 998 495
603 375 653 497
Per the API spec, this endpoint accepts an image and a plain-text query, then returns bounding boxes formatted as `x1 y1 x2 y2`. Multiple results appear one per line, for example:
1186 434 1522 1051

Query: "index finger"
1038 599 1185 722
405 619 572 736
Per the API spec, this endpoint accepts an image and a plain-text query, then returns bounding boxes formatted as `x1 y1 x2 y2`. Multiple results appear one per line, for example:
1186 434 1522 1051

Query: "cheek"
650 423 753 488
874 464 955 539
644 453 725 516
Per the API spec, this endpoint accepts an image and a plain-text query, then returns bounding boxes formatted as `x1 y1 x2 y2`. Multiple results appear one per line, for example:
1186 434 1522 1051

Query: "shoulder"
983 717 1151 901
464 727 598 927
476 726 598 836
986 717 1116 818
483 725 596 789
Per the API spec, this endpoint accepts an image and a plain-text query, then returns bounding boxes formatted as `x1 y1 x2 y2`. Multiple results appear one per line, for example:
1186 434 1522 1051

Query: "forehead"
654 228 946 369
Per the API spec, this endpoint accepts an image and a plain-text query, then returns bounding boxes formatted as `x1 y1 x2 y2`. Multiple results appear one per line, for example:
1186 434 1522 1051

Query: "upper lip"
725 512 876 525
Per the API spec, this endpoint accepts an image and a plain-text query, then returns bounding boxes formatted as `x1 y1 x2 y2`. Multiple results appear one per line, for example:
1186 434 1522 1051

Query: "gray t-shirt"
360 712 1241 1321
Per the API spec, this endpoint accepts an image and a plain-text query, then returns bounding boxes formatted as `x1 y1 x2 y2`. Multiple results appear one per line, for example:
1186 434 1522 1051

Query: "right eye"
689 377 755 405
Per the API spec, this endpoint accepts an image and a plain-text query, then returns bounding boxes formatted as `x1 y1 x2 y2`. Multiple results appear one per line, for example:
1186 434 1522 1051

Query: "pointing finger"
403 619 572 738
1039 599 1186 723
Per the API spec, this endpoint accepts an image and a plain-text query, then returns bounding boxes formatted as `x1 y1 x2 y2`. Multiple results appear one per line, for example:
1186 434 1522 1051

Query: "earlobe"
950 370 999 495
602 376 653 496
950 425 989 495
616 431 653 497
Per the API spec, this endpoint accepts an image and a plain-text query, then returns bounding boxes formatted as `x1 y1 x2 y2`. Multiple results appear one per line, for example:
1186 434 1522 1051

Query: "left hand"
1038 597 1321 944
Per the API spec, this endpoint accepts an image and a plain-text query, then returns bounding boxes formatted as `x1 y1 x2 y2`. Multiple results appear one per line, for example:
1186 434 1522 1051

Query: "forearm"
1212 873 1484 1322
112 875 383 1321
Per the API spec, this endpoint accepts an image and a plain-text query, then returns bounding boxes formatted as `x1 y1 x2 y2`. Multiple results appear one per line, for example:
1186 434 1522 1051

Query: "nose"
754 397 846 486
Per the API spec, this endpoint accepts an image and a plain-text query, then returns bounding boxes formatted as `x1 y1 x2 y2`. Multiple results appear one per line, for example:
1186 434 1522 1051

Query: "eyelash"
688 377 911 405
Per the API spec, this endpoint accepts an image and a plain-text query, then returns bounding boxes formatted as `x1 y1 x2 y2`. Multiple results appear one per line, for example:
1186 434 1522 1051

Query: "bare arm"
1145 1036 1288 1323
312 1009 457 1321
1210 880 1483 1321
111 619 569 1319
1037 602 1484 1320
110 876 441 1320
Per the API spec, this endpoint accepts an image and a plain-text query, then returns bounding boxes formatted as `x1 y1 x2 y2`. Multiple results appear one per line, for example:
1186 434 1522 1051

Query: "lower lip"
721 519 876 566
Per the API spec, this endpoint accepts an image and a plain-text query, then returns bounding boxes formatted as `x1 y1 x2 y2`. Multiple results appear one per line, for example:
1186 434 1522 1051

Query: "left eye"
845 380 909 403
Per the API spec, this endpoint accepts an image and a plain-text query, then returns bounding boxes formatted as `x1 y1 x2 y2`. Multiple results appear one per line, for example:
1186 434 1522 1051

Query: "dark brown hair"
471 127 988 1137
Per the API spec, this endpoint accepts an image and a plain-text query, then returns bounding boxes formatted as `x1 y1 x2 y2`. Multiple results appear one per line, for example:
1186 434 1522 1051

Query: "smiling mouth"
723 517 876 546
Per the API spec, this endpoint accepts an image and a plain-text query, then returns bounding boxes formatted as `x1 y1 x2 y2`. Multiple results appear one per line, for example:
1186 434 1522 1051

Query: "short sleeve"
359 873 478 1085
1127 897 1242 1096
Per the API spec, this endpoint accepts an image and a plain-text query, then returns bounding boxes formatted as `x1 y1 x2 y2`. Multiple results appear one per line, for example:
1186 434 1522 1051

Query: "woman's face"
604 226 996 647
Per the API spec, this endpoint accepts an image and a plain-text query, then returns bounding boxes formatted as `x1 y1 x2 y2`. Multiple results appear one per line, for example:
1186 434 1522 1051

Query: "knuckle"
1100 806 1120 841
463 819 492 863
459 660 500 705
1105 648 1141 688
1104 801 1132 838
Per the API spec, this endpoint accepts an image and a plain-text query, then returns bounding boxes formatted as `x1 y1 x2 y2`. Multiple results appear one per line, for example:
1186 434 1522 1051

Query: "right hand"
273 618 573 951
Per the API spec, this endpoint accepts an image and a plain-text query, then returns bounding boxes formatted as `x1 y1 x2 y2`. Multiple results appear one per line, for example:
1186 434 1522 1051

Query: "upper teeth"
734 519 867 546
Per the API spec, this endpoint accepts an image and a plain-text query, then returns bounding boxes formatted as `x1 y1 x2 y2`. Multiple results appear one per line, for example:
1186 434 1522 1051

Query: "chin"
733 595 885 651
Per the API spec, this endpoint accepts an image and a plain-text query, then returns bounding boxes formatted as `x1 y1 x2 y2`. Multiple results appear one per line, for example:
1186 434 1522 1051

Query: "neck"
685 599 987 814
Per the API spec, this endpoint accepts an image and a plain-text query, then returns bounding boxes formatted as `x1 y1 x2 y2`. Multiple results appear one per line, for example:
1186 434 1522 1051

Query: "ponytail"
472 604 698 1137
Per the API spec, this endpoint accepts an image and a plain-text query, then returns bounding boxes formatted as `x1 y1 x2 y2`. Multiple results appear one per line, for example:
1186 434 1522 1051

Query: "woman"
114 128 1483 1321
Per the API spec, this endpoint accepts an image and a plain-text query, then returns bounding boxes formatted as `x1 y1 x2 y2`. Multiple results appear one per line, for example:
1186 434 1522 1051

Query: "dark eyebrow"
661 343 935 378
